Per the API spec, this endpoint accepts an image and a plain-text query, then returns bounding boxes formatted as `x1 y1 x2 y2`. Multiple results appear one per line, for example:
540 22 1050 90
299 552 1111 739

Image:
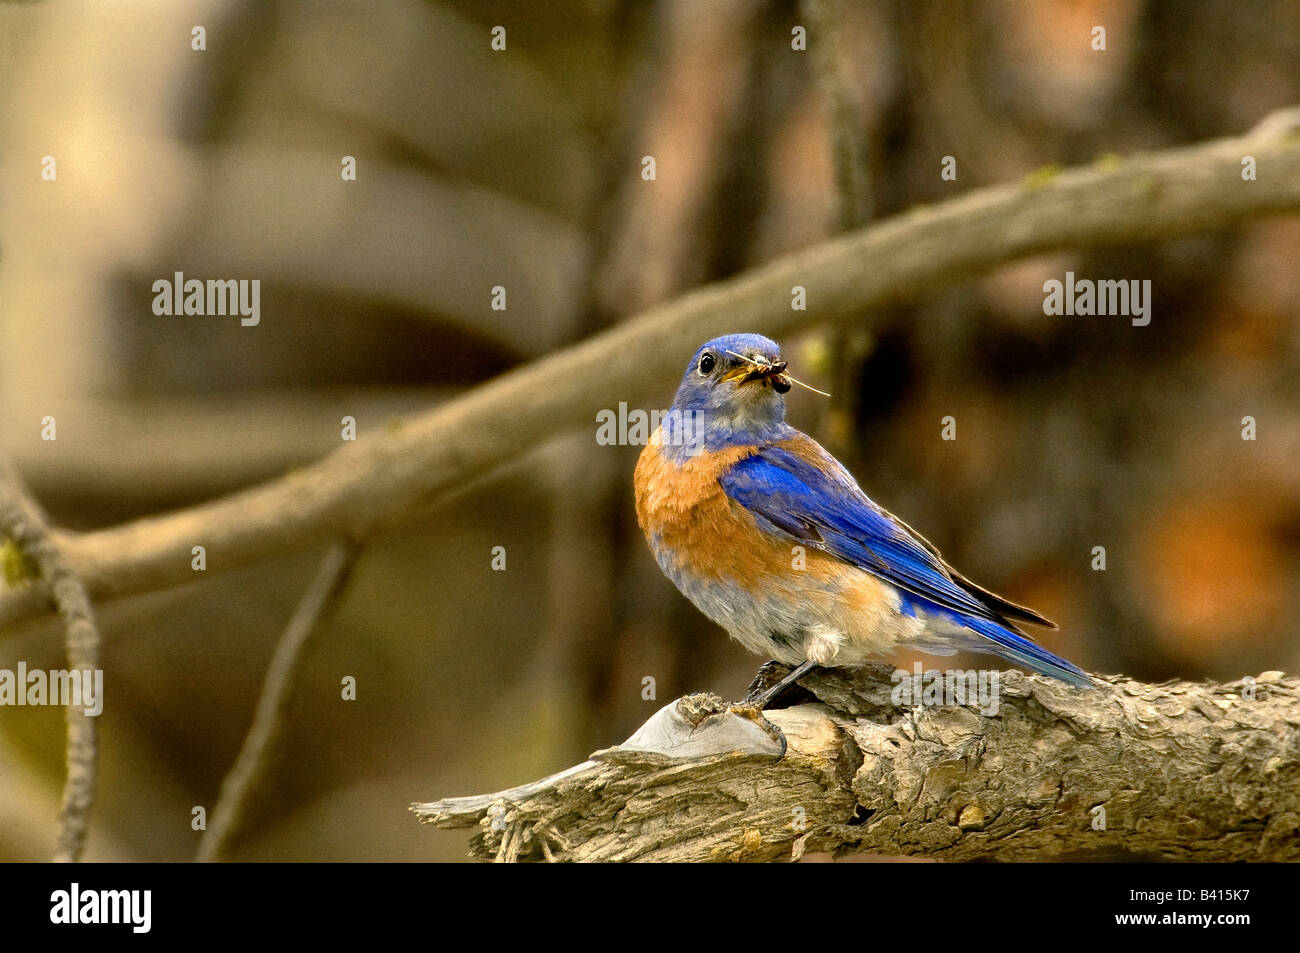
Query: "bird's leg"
741 659 791 702
742 659 819 711
726 660 820 758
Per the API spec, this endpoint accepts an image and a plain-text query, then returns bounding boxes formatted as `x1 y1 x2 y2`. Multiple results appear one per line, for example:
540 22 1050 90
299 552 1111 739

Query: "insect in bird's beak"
721 349 830 398
720 357 790 389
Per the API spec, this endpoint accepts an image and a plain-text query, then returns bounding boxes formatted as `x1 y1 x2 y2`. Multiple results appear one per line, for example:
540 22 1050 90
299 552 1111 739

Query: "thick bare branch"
3 113 1299 631
413 663 1300 862
8 390 450 505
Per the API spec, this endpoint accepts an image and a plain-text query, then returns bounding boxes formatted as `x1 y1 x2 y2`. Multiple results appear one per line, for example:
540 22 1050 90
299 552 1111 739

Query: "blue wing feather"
720 443 1092 687
721 447 991 620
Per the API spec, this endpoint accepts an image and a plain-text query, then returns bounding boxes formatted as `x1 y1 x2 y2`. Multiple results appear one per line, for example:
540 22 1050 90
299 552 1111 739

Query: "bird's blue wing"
720 441 1093 686
720 444 995 621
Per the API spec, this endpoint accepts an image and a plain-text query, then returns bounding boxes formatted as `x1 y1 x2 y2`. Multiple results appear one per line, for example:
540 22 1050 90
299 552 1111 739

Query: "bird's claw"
725 702 788 758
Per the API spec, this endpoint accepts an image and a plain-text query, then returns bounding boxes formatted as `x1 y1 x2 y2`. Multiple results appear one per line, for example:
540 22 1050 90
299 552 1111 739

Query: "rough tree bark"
413 662 1300 862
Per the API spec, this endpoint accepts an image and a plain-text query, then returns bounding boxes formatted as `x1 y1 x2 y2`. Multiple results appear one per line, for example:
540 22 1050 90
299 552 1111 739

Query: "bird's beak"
721 360 792 393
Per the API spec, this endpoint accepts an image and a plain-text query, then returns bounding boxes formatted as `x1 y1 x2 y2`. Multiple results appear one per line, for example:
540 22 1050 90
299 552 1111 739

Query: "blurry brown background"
1 0 1297 861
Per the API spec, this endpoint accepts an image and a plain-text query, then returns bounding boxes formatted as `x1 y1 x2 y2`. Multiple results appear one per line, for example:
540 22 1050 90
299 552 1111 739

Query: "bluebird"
634 333 1093 710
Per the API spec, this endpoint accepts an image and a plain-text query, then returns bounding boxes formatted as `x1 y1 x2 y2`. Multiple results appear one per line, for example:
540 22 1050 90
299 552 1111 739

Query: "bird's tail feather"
948 569 1059 629
963 616 1095 688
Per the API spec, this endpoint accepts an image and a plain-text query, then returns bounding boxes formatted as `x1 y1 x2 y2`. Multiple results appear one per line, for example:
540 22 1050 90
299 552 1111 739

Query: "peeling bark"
413 663 1300 862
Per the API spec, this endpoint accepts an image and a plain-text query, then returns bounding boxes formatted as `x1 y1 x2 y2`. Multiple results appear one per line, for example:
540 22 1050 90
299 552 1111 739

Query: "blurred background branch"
197 541 361 862
0 464 100 862
2 116 1298 634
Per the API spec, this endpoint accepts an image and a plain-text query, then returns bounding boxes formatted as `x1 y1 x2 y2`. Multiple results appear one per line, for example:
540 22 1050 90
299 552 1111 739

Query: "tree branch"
802 0 874 228
412 662 1300 862
2 111 1299 632
0 464 101 862
196 542 361 862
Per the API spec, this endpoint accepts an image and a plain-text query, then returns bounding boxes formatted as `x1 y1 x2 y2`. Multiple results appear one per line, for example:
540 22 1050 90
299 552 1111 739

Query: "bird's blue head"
663 333 791 457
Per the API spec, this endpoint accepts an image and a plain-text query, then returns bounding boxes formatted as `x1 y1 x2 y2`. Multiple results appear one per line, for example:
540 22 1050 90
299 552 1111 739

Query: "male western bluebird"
634 333 1092 709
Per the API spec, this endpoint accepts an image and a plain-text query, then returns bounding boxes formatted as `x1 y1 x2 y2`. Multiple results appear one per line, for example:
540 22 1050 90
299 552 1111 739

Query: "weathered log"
413 662 1300 862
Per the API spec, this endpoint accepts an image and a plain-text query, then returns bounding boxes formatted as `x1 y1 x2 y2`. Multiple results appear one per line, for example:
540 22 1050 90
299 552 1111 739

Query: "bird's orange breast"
634 429 842 587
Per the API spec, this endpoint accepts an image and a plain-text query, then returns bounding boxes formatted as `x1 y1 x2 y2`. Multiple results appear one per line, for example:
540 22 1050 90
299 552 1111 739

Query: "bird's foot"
723 701 788 758
676 691 787 754
615 692 787 759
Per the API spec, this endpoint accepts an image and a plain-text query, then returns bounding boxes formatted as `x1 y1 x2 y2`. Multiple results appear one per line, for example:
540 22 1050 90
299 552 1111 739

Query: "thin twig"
1 114 1299 632
0 463 101 862
196 542 361 862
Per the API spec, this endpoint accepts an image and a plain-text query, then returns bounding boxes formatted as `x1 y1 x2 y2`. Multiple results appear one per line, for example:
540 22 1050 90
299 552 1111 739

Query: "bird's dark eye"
698 353 715 375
